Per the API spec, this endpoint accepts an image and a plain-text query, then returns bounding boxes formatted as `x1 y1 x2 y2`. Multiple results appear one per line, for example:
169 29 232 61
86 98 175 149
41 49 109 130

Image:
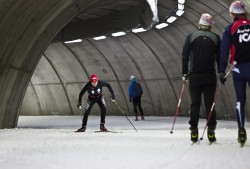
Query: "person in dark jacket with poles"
76 74 115 132
129 75 144 121
219 1 250 144
182 13 221 143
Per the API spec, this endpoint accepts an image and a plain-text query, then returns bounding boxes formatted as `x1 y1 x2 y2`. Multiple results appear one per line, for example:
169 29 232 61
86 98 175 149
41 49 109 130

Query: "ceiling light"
93 36 106 40
176 10 185 16
64 39 82 44
178 0 185 4
167 16 177 23
132 28 147 33
156 23 168 29
178 4 184 10
111 32 126 37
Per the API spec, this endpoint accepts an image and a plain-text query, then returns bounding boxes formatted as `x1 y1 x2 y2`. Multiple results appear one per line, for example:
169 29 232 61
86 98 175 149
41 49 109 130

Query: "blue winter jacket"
129 80 143 100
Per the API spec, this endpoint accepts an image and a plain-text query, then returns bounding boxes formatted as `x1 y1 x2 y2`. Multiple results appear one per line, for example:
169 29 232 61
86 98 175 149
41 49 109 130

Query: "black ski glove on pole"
182 74 189 82
77 102 82 109
111 93 115 101
219 73 226 85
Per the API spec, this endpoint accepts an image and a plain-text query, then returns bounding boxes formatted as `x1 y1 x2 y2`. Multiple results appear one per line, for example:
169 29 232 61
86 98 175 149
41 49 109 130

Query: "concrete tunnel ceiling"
0 0 250 128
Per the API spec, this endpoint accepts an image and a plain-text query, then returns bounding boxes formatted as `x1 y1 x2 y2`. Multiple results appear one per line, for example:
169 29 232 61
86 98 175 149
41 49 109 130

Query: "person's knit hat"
90 74 98 82
229 1 246 14
130 75 136 82
199 13 214 26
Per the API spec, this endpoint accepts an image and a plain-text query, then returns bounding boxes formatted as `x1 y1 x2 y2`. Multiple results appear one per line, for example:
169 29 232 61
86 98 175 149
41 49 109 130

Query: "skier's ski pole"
142 99 160 109
200 84 220 140
199 61 235 140
170 80 187 134
224 61 237 78
113 100 138 132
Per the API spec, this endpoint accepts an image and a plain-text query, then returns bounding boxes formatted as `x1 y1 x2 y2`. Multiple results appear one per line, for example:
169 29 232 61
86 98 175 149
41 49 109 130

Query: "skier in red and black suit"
76 74 115 132
219 1 250 144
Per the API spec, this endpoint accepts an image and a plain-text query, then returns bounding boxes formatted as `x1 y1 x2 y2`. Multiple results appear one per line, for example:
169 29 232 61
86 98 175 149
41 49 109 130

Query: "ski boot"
207 127 216 143
134 116 139 121
100 124 108 132
76 127 86 132
238 127 247 145
190 127 198 143
141 116 145 120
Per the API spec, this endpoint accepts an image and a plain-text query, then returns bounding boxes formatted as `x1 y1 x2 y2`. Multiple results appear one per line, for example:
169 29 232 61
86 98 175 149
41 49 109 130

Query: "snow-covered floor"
0 116 249 169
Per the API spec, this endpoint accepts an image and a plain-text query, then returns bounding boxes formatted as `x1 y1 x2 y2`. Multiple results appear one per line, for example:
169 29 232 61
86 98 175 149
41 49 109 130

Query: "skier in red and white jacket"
219 1 250 144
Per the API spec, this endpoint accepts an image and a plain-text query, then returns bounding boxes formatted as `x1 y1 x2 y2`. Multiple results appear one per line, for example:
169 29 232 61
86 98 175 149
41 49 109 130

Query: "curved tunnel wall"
0 0 250 128
0 0 116 128
20 0 250 122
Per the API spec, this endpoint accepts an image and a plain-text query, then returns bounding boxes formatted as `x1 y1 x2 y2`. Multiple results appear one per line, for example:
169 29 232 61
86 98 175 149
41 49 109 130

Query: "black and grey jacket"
182 29 221 75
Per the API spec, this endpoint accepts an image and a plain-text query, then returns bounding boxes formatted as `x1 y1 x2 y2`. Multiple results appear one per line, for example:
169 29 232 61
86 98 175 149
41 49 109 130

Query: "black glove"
77 102 82 109
111 93 115 101
219 73 226 85
182 74 189 82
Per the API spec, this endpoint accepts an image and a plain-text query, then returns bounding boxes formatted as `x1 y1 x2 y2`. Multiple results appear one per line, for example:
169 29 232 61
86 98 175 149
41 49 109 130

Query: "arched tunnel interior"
0 0 250 128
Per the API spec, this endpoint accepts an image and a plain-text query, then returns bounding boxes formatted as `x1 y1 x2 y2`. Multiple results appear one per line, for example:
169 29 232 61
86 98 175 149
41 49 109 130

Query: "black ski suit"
182 29 221 128
78 80 115 127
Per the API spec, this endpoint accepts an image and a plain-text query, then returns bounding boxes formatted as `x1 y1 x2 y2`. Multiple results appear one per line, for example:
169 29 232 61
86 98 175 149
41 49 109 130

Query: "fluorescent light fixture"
176 10 185 16
167 16 177 23
178 4 184 10
93 36 106 40
132 28 147 33
178 0 185 4
155 23 168 29
64 39 82 44
111 32 126 37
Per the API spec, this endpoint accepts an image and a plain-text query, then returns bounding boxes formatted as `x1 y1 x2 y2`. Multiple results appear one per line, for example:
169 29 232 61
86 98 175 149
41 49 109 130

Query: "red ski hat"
90 74 98 82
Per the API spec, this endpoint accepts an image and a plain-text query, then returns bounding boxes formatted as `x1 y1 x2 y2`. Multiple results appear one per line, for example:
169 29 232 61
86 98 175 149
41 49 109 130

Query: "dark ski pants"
232 63 250 128
132 96 144 117
189 84 217 128
82 96 106 127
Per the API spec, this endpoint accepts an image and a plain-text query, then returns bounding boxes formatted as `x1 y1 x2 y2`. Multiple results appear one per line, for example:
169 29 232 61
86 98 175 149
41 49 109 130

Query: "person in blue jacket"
219 1 250 144
129 75 144 121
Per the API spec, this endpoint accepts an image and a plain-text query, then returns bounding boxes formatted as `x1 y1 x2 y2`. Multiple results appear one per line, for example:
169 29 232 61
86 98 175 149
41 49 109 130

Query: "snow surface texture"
0 116 249 169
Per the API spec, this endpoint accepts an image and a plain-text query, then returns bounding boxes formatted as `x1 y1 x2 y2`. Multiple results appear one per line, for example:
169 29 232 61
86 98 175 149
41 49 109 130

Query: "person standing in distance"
182 13 221 143
129 75 144 121
76 74 115 132
219 1 250 144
